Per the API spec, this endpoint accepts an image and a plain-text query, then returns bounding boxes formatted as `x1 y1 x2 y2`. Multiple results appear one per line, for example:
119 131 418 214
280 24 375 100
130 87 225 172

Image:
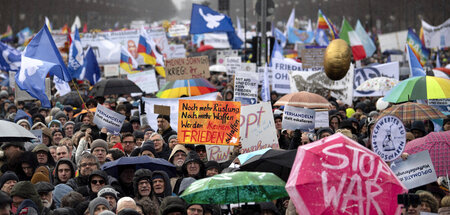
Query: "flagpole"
187 79 191 97
71 79 89 112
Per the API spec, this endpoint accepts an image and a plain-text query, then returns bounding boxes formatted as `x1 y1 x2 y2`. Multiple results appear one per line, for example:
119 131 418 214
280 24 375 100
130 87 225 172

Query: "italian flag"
339 19 366 61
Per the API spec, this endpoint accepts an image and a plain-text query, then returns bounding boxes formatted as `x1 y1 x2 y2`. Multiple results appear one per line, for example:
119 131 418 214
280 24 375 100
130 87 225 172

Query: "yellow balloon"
324 39 351 80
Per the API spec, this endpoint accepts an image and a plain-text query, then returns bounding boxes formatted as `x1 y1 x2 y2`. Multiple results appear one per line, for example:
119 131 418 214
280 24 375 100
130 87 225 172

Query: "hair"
49 145 58 151
59 137 73 148
57 145 71 154
117 197 136 213
107 133 122 143
441 195 450 207
122 133 135 142
150 133 165 143
137 197 159 215
61 191 84 208
78 153 100 169
108 148 125 161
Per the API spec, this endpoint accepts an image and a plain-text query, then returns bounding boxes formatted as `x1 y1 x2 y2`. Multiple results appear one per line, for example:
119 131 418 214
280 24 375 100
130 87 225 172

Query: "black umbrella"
0 120 37 142
89 78 143 97
56 91 88 108
239 149 297 181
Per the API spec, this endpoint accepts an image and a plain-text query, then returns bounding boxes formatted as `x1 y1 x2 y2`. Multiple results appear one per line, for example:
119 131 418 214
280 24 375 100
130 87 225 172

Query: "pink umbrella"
286 133 407 215
404 131 450 177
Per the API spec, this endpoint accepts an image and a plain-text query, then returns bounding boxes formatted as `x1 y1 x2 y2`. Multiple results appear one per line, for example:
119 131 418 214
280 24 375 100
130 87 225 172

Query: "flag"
120 46 139 74
355 20 376 57
284 8 295 38
406 44 426 77
306 19 313 32
61 24 69 34
45 17 52 32
406 28 429 67
419 27 425 45
17 27 32 45
288 27 315 44
315 29 329 46
71 16 81 33
82 23 88 33
68 28 84 79
317 10 328 29
236 16 244 41
138 27 166 77
339 19 366 61
436 50 441 68
317 9 339 40
0 41 21 71
271 39 283 60
53 75 71 97
0 25 13 42
81 47 101 85
15 24 70 107
189 4 242 49
273 27 287 47
261 63 270 102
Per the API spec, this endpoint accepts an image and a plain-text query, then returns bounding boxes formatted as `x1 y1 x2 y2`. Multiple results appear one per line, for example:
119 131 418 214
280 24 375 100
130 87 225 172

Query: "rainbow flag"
0 25 13 42
406 28 429 67
120 47 140 74
317 9 339 40
419 27 425 46
317 10 328 29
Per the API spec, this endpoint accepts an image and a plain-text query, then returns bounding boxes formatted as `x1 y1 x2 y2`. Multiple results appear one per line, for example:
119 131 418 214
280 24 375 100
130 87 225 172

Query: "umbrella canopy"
56 91 88 108
383 76 450 103
156 78 217 98
286 133 407 214
101 156 176 179
89 78 143 97
404 131 450 177
209 64 227 73
273 91 331 109
239 149 297 181
378 102 446 122
180 171 288 204
0 120 37 142
356 77 399 92
236 148 271 164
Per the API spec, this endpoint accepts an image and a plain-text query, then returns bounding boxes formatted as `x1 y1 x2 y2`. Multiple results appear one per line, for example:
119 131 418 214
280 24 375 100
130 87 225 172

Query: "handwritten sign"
315 111 329 128
390 150 438 189
93 104 126 134
127 69 158 93
216 50 238 65
178 100 240 146
206 145 233 163
225 57 241 75
234 71 258 105
165 56 210 81
239 102 279 153
282 105 315 131
301 47 325 69
168 25 189 37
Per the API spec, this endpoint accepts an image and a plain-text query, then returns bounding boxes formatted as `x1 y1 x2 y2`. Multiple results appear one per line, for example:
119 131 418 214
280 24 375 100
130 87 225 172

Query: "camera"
397 193 420 208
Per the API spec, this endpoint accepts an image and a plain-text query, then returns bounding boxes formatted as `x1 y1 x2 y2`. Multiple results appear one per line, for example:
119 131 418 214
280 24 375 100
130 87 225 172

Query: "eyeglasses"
91 180 105 185
123 141 135 145
80 162 96 167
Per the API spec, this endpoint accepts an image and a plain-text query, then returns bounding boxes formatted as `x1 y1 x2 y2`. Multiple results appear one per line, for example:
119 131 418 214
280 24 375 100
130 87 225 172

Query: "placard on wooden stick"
154 105 171 116
165 56 210 81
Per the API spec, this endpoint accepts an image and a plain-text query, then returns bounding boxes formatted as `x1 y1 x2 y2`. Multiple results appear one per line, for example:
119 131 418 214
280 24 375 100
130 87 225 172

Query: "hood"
169 144 189 163
88 170 108 191
14 109 33 126
151 170 172 198
181 151 205 179
133 169 152 199
53 158 76 185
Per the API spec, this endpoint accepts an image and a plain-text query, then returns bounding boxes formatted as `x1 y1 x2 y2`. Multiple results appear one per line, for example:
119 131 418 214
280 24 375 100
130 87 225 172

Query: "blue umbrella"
101 156 177 178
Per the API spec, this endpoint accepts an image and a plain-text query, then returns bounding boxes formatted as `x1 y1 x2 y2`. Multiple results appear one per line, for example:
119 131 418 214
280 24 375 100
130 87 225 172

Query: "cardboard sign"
282 106 315 131
206 145 233 163
239 102 279 153
165 56 210 81
168 24 189 37
301 48 325 69
93 104 126 134
216 50 238 65
234 71 258 105
391 150 438 189
204 33 230 49
166 44 186 60
104 64 120 77
225 57 241 76
371 115 406 162
154 105 171 116
240 63 257 73
315 111 329 128
127 69 158 93
14 77 51 102
178 100 240 146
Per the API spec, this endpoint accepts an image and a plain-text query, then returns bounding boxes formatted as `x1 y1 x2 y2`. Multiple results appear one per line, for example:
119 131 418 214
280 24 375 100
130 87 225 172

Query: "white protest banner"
422 18 450 49
216 49 238 65
93 104 126 134
165 56 210 81
143 92 218 132
168 24 189 37
257 66 273 85
104 64 120 77
204 33 230 49
225 57 241 76
30 130 42 144
428 98 450 113
127 69 158 93
371 115 406 162
240 63 257 73
234 71 259 105
378 30 408 52
239 102 279 154
353 62 399 97
282 105 315 131
391 150 438 190
166 44 186 60
290 64 355 105
271 58 303 94
206 145 233 163
315 111 329 128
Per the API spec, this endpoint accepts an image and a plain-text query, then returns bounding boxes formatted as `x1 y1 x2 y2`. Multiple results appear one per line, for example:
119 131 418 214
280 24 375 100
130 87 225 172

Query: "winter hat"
411 121 426 134
88 170 108 190
48 119 62 129
133 130 144 139
168 135 177 142
205 161 221 172
0 191 11 206
53 184 73 208
34 182 54 194
10 181 43 212
63 121 75 129
97 186 119 200
159 196 187 215
169 144 189 163
140 141 156 156
0 90 8 98
53 207 78 215
17 119 31 128
16 199 39 215
31 172 50 184
130 117 140 124
55 111 68 121
316 127 334 138
89 197 111 215
31 122 46 130
1 142 25 151
157 114 170 123
32 144 50 153
0 171 19 188
35 166 50 177
91 139 108 152
117 209 140 215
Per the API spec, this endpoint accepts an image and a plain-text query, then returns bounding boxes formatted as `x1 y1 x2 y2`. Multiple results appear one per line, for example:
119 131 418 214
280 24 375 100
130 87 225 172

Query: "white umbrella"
209 64 227 73
0 120 37 142
356 77 399 92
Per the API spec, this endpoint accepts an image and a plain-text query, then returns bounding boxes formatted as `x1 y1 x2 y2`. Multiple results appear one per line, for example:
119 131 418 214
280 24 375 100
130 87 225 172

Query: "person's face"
143 131 153 142
1 180 16 194
94 204 109 215
419 202 431 212
127 40 138 58
138 179 151 197
187 162 200 176
187 205 204 215
444 121 450 131
196 148 207 160
58 117 67 126
301 133 311 145
152 178 165 194
64 124 74 137
56 146 70 160
119 168 134 184
403 203 420 215
53 132 63 145
12 195 25 208
275 118 282 131
150 135 163 152
50 148 57 161
93 148 107 163
21 163 33 177
57 163 72 182
42 135 50 146
90 175 106 193
19 122 30 130
64 110 73 119
39 110 48 117
36 151 49 164
141 150 155 158
39 192 53 208
0 203 11 215
132 122 140 131
330 118 339 130
169 138 178 149
157 118 169 130
50 123 60 131
320 132 332 139
79 158 98 176
109 135 121 145
82 116 90 125
411 130 423 138
103 195 116 209
122 137 135 154
172 151 187 167
206 168 219 177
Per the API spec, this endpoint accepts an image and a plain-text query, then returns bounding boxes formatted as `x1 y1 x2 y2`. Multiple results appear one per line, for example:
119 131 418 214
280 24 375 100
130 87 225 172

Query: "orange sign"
178 100 241 146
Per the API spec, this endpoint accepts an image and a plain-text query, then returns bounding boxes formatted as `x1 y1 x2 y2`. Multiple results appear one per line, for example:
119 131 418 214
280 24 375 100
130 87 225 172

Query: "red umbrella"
404 131 450 177
286 133 407 215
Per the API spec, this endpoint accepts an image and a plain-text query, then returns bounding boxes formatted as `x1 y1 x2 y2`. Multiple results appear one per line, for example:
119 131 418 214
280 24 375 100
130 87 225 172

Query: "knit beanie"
97 186 119 200
157 114 170 123
117 209 140 215
91 139 109 152
168 135 177 142
31 172 50 184
1 142 25 151
98 211 116 215
89 197 111 215
17 119 31 128
10 181 43 213
140 141 156 156
160 196 186 215
53 184 73 208
0 171 19 188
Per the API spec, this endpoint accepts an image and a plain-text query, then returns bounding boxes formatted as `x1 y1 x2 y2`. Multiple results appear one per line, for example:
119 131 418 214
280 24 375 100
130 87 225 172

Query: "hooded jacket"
181 151 205 180
53 159 76 185
168 145 189 163
17 151 39 181
32 144 56 168
155 143 172 160
132 169 153 200
151 170 172 204
11 181 44 214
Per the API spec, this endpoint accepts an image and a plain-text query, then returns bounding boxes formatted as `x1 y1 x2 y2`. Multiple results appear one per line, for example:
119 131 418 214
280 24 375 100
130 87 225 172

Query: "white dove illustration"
199 8 225 29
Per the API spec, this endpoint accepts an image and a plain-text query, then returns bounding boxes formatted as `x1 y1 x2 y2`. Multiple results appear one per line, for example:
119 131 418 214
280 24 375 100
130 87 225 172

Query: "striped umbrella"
273 91 331 109
379 102 446 122
383 76 450 103
156 78 217 98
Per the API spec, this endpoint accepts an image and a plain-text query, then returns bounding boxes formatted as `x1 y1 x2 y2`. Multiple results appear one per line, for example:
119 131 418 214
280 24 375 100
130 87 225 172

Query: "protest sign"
239 102 279 153
93 104 126 134
301 47 325 69
353 62 399 97
104 64 120 77
378 30 408 52
257 66 273 85
154 105 171 116
282 106 315 131
428 98 450 113
422 18 450 49
271 58 304 94
204 33 230 49
315 111 329 128
240 63 257 73
225 57 241 76
168 24 189 37
178 100 240 146
166 44 186 60
30 130 42 144
127 69 158 93
234 71 258 105
290 64 355 105
206 145 233 163
371 115 406 162
165 56 210 81
216 50 238 65
390 150 438 189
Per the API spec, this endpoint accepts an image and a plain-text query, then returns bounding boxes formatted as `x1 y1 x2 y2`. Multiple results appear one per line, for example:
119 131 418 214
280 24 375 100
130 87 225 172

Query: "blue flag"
273 27 287 47
271 40 283 64
288 27 315 44
406 44 426 77
261 63 270 102
15 24 71 108
0 41 21 71
315 29 329 46
68 28 84 79
17 27 32 45
82 47 101 85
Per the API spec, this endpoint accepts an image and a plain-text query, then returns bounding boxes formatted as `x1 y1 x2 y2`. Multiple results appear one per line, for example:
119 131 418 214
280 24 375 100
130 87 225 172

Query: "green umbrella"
180 171 288 204
383 76 450 103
